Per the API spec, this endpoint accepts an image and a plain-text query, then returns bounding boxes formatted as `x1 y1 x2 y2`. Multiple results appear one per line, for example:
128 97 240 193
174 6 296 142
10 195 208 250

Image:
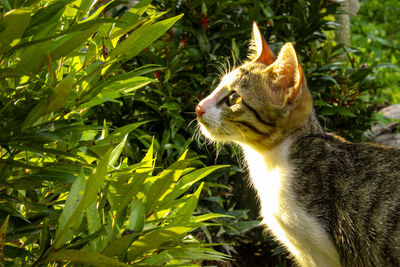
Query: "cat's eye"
228 92 242 106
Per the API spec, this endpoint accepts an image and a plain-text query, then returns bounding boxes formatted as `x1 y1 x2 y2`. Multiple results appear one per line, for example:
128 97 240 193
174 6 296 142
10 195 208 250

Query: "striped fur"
196 23 400 266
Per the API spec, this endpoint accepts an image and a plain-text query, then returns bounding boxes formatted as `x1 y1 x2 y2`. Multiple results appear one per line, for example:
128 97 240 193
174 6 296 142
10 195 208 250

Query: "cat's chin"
198 124 231 143
198 124 219 141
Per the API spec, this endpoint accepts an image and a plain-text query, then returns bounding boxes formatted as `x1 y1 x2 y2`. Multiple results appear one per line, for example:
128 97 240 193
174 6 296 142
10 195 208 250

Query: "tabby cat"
196 22 400 267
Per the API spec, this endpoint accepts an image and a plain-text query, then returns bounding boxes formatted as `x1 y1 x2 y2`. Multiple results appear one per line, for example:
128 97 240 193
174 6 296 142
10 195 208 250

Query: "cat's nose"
196 102 205 117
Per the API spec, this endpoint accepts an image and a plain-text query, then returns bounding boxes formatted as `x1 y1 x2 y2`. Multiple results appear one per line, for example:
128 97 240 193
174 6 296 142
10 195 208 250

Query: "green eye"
228 92 242 106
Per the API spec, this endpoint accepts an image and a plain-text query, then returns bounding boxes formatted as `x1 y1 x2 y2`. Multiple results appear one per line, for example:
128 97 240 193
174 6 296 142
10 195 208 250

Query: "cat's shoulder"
289 132 400 164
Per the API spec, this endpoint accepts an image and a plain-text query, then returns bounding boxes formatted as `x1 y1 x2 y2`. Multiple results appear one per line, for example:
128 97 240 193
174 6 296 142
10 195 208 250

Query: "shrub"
0 0 228 265
351 0 400 103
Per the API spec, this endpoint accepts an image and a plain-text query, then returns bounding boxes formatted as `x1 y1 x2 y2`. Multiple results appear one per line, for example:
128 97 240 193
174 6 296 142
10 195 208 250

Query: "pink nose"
196 102 205 117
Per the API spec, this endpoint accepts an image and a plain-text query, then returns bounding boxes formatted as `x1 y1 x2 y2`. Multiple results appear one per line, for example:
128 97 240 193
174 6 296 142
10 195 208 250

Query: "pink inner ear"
267 43 304 105
252 22 275 65
257 35 276 65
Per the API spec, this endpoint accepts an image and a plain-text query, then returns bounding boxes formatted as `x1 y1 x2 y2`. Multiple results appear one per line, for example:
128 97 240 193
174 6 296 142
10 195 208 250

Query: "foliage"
0 0 229 265
1 0 395 265
351 0 400 103
96 0 391 264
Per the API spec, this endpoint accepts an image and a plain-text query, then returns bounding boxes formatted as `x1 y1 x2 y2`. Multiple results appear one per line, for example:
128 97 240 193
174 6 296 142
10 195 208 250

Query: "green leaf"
109 0 151 38
3 244 32 260
109 134 128 167
223 220 260 235
73 0 94 21
128 198 145 232
22 74 75 130
44 249 131 266
190 213 235 223
86 201 102 252
25 1 69 36
0 8 31 55
50 24 101 60
54 149 112 248
89 122 147 157
160 101 181 111
109 14 184 61
101 232 140 258
80 76 155 109
118 0 151 25
22 170 77 184
145 151 192 213
313 99 332 107
37 217 50 259
0 67 35 78
17 18 61 74
319 107 338 116
168 247 230 261
0 204 30 223
85 1 114 21
110 143 154 213
337 107 356 117
55 169 86 247
126 225 196 261
164 165 229 202
0 215 9 260
173 183 204 224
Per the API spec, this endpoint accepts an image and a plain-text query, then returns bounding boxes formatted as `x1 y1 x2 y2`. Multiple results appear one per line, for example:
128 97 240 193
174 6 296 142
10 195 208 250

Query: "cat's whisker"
208 62 224 78
226 57 232 75
194 22 400 267
188 118 198 127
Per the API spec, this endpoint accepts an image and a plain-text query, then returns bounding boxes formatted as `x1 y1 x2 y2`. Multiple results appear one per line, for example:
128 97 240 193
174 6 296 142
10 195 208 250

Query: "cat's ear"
267 43 304 106
250 22 275 65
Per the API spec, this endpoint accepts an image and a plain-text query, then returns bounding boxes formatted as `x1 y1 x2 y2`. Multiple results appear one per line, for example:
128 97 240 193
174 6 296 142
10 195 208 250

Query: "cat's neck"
290 108 325 141
240 109 324 158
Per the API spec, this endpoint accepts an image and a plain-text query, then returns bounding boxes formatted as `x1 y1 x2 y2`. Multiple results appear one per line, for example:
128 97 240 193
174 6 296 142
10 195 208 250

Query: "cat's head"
196 22 313 151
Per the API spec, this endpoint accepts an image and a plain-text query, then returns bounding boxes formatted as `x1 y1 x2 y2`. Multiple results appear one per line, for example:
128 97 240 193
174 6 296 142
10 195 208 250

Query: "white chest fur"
241 138 341 267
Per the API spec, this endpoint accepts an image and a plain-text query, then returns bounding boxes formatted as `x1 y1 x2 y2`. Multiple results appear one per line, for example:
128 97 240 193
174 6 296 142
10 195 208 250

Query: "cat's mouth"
197 117 227 141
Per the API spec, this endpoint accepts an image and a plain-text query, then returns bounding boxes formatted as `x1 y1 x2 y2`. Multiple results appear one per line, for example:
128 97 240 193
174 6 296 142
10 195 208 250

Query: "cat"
196 22 400 267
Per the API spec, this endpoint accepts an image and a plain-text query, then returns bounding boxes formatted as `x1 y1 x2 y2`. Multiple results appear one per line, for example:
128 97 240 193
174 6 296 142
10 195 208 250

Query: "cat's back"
290 134 400 266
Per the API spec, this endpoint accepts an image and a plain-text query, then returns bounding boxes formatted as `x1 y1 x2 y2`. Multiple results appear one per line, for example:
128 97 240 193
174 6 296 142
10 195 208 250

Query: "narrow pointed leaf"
128 198 145 232
55 169 86 247
44 249 130 266
145 151 191 213
22 75 75 130
54 149 112 248
0 8 31 55
173 183 204 223
109 134 128 167
0 215 9 260
109 14 183 60
164 165 229 202
126 226 195 261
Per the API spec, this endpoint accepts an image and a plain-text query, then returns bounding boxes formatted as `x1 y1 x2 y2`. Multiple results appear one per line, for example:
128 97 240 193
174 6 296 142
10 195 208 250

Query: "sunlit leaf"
109 14 183 61
126 225 196 261
22 75 75 130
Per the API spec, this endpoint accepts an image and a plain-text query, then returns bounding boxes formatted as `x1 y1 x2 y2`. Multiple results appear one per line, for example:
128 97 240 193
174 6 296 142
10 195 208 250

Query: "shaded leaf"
44 249 130 266
0 8 31 55
128 198 145 232
54 149 112 248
